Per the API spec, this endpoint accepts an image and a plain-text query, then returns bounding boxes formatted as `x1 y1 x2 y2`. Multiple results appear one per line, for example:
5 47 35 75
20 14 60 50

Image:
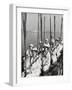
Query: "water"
21 31 62 56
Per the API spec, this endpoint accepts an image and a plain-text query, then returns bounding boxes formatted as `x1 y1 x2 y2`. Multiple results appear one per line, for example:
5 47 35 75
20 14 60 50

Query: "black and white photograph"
21 12 63 77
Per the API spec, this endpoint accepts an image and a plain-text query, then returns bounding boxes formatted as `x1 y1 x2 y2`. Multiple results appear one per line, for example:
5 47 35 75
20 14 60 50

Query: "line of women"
22 38 63 77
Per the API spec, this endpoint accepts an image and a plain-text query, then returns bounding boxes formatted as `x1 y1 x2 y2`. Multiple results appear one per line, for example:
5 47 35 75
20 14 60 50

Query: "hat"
51 38 55 43
29 44 34 47
55 38 59 41
39 41 43 44
42 48 44 51
61 40 63 44
44 43 50 47
43 43 50 48
45 39 49 42
32 47 38 51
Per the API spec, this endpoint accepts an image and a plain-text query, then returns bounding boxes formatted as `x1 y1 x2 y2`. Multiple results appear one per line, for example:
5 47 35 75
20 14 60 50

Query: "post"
40 14 43 75
40 14 42 42
50 16 52 45
22 13 27 77
37 13 39 48
60 16 63 40
54 16 56 40
44 16 45 41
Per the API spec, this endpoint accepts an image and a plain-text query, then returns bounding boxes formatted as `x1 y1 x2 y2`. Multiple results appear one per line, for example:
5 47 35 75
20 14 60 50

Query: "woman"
27 47 42 77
